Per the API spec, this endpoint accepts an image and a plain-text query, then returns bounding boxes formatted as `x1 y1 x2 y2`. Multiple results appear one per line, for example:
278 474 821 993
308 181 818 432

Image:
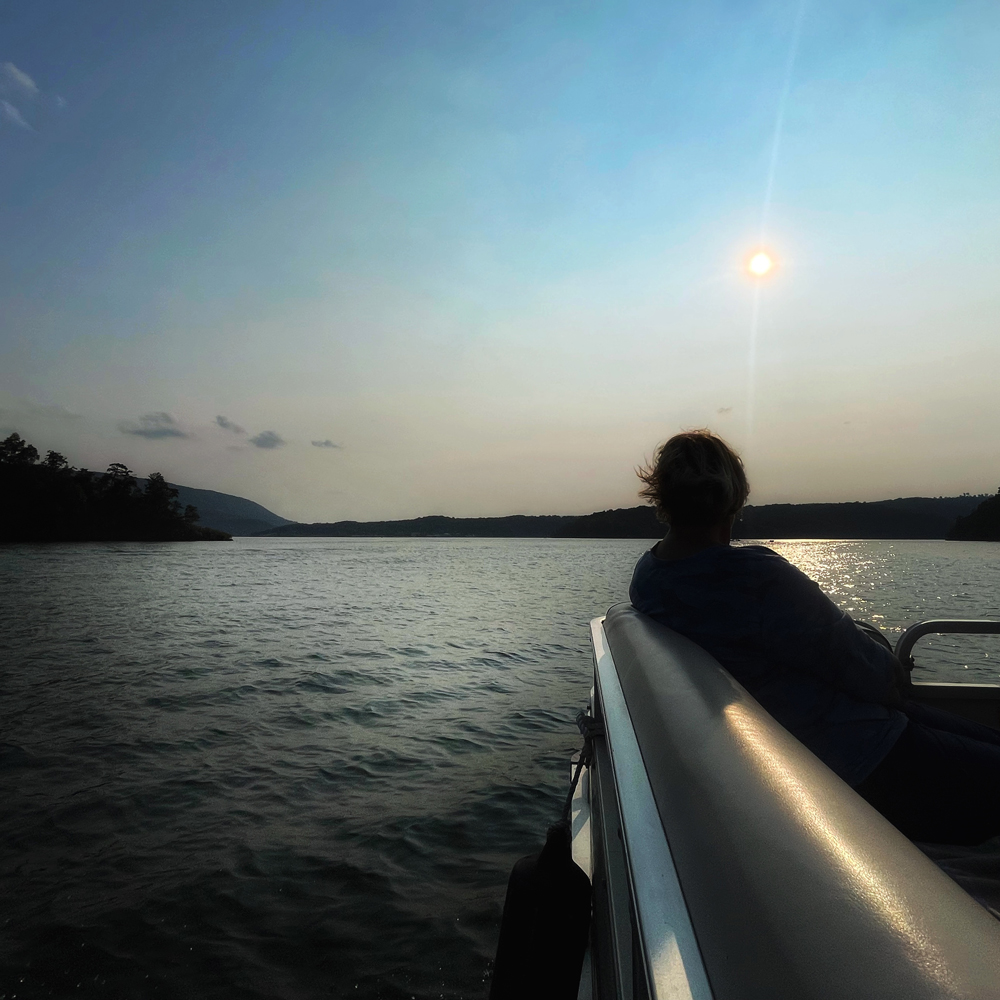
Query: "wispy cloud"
121 412 190 439
0 395 81 422
311 439 341 449
1 99 31 130
1 61 63 129
216 414 246 434
250 430 285 449
2 62 38 95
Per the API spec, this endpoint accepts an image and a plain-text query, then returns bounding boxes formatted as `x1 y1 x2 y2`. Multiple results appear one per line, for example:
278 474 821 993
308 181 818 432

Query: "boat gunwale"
589 615 713 1000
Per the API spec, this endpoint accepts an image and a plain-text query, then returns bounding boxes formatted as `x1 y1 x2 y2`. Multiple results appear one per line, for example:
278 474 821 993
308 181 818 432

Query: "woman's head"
637 430 749 527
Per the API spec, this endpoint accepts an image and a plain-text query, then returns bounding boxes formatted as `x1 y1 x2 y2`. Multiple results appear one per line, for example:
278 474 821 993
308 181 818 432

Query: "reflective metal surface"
590 617 713 1000
896 618 1000 665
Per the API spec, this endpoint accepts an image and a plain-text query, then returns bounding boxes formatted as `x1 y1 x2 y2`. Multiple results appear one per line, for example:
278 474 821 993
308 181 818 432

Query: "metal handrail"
894 619 1000 667
590 617 713 1000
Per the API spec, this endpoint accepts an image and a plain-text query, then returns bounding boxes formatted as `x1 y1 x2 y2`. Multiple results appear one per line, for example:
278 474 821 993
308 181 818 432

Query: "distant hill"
140 482 294 536
553 507 661 538
256 495 989 540
736 495 988 541
259 514 573 538
555 497 987 540
948 492 1000 541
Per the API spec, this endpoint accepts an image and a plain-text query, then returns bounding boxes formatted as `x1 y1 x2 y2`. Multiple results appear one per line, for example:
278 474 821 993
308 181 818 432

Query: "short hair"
637 430 750 526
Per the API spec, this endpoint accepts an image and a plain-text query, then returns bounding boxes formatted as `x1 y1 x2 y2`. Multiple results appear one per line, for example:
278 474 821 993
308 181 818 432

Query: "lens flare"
748 251 774 277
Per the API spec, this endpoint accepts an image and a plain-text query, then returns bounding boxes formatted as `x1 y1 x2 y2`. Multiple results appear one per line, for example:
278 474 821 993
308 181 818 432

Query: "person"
629 429 1000 845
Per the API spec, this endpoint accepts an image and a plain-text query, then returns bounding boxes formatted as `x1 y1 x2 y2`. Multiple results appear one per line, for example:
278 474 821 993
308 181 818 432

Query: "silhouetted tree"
0 432 39 465
0 433 230 542
948 488 1000 542
105 462 135 481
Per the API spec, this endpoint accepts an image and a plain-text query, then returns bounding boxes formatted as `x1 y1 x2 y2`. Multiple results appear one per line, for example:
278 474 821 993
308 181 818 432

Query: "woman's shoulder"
729 542 781 557
631 546 666 584
633 543 789 584
729 545 838 619
723 544 816 589
636 542 784 567
724 543 787 568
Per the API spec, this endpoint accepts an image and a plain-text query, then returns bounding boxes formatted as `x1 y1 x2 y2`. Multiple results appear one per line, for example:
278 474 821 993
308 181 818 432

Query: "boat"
563 606 1000 999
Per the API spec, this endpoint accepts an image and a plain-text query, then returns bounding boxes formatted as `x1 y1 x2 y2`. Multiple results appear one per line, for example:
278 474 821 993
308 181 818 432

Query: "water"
1 537 999 999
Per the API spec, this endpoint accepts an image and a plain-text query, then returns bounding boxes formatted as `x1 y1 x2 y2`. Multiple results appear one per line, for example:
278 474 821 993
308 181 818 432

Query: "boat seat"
603 602 1000 1000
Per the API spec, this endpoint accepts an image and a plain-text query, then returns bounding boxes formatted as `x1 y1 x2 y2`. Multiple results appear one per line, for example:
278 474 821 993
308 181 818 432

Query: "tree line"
0 433 231 543
948 490 1000 542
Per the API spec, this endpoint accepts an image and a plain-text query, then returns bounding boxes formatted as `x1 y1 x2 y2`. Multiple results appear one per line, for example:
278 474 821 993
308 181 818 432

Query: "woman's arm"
758 557 903 706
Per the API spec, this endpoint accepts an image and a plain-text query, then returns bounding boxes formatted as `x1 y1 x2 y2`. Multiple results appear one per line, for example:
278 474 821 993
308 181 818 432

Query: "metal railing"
895 619 1000 668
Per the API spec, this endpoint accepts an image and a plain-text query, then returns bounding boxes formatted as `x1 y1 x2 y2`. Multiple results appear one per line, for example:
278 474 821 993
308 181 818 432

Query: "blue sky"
2 1 998 520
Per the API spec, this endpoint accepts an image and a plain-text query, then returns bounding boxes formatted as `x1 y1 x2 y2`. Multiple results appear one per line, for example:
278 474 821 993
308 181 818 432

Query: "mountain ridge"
139 482 295 536
141 482 991 541
255 495 990 540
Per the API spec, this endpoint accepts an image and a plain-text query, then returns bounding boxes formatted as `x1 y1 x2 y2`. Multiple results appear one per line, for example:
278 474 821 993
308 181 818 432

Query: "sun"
747 251 774 277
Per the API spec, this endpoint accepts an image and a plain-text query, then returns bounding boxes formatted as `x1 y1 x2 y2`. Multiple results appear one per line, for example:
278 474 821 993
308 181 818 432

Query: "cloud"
311 439 341 449
250 430 285 449
1 99 31 130
2 62 63 129
0 394 81 422
216 414 246 434
2 63 38 95
121 412 190 439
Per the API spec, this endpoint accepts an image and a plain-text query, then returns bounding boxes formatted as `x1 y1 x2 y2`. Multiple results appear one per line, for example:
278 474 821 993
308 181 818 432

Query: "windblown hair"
637 430 750 526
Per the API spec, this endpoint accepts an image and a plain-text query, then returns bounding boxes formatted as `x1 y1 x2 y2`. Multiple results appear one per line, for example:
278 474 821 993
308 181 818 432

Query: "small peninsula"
0 433 231 543
947 491 1000 542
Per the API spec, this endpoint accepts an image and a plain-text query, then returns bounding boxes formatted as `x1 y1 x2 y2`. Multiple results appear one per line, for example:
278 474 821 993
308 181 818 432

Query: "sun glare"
748 251 774 277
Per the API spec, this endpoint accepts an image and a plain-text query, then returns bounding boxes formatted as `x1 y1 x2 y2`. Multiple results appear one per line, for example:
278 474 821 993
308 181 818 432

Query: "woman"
629 429 1000 845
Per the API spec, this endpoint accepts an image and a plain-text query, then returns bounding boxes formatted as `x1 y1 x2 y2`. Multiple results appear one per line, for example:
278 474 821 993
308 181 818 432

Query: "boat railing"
588 615 712 1000
896 618 1000 666
895 619 1000 726
591 603 1000 1000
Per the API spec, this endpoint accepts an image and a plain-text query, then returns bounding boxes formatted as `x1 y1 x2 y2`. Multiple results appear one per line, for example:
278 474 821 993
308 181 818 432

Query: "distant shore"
255 495 994 541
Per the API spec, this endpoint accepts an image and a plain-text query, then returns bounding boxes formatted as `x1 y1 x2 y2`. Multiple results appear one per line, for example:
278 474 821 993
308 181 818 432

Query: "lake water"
2 537 999 999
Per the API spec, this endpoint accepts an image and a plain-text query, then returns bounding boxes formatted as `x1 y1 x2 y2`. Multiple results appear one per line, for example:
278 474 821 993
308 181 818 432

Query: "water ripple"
2 537 999 998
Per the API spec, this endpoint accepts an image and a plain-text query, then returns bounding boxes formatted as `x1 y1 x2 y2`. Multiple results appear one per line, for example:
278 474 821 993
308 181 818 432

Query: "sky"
1 0 998 522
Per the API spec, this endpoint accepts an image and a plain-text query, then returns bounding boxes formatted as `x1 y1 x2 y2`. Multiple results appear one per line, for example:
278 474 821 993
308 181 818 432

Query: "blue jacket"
629 543 906 786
